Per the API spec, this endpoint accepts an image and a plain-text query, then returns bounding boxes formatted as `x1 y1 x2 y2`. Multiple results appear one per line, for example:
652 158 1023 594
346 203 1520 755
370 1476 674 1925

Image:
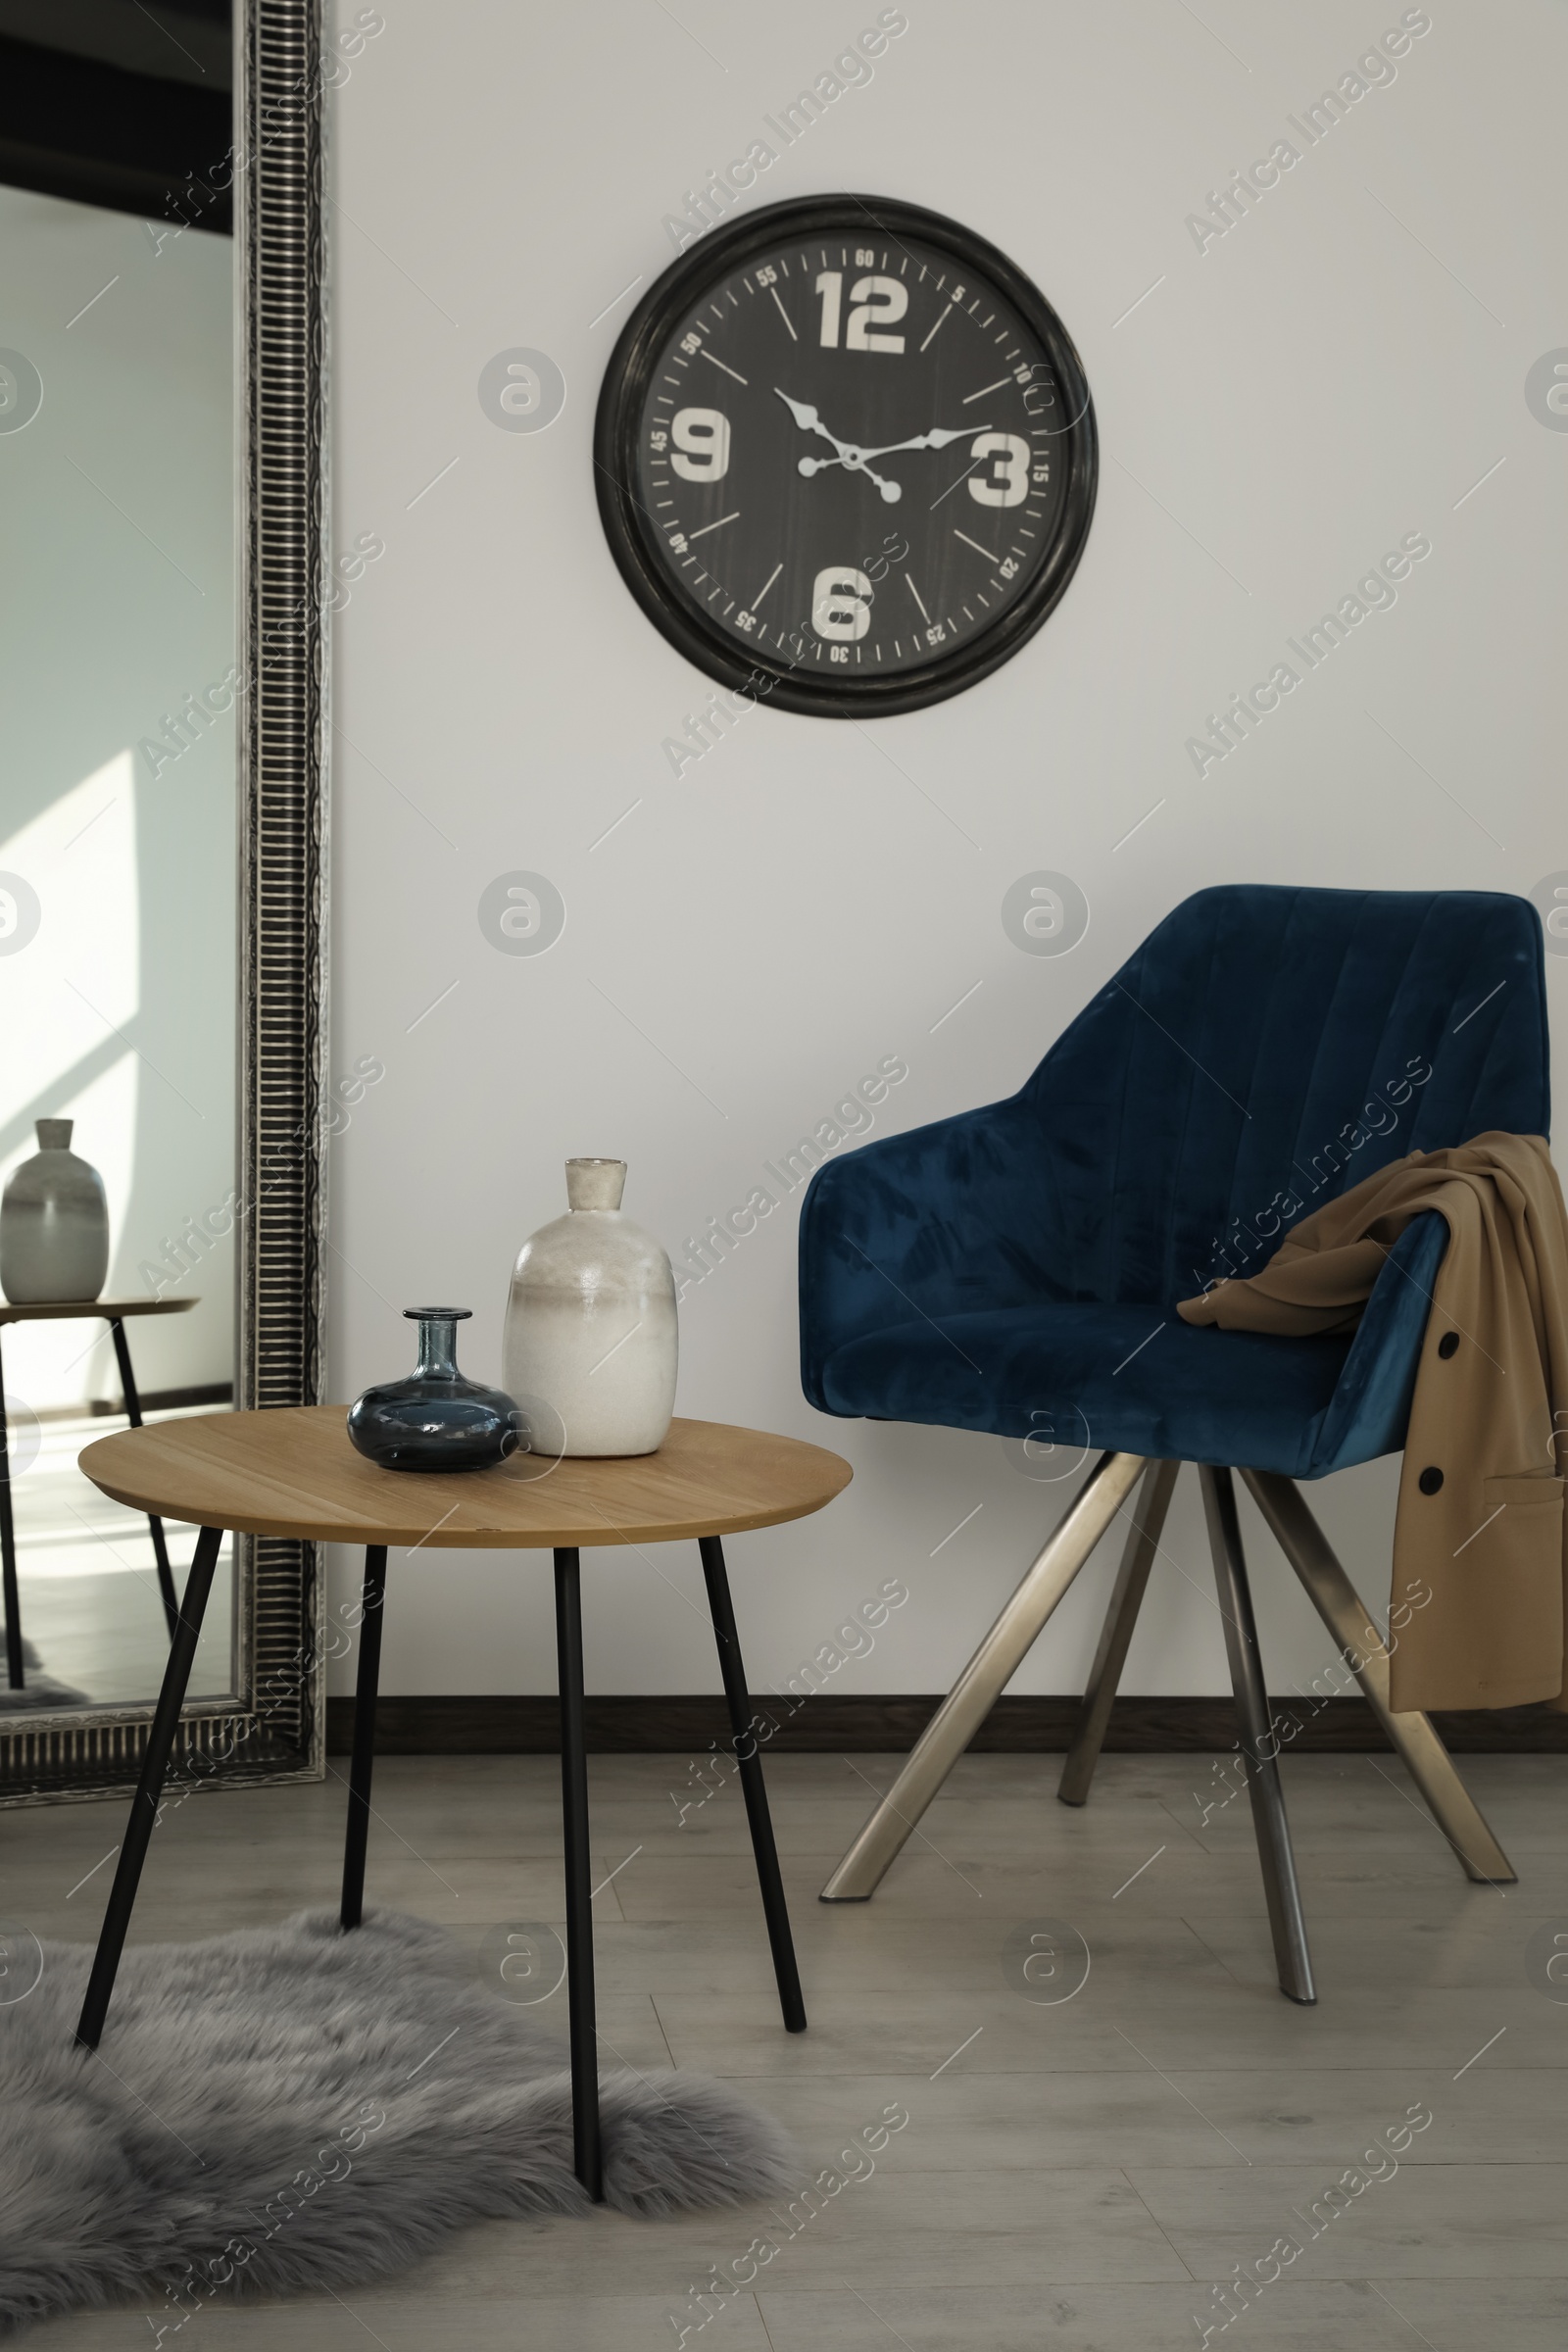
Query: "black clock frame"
594 194 1099 719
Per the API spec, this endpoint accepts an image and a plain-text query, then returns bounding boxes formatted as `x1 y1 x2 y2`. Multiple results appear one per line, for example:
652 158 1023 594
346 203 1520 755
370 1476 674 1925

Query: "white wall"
326 0 1567 1700
0 187 235 1410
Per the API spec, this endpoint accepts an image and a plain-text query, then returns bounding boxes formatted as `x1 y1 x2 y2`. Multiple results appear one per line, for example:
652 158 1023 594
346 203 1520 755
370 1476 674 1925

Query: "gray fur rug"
0 1907 793 2333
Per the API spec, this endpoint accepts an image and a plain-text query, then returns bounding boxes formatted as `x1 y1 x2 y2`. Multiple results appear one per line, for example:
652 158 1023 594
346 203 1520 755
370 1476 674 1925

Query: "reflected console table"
72 1405 852 2199
0 1295 198 1689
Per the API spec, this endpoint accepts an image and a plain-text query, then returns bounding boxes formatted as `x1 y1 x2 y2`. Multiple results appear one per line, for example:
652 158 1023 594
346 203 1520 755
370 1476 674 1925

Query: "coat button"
1418 1466 1444 1494
1438 1332 1459 1358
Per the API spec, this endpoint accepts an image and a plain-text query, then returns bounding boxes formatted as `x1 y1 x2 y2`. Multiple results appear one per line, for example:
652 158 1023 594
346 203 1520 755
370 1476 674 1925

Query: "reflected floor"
2 1408 233 1708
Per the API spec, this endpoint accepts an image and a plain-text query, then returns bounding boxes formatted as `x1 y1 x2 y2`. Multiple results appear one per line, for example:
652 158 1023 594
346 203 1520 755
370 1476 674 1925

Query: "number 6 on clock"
811 566 873 641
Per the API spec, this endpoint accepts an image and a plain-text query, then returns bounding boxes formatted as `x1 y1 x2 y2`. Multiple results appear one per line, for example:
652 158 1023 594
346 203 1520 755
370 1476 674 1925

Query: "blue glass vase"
347 1308 522 1473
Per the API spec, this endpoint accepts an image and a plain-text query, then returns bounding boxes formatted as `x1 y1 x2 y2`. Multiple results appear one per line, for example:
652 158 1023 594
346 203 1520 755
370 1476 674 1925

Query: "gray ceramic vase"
503 1158 677 1457
0 1120 110 1303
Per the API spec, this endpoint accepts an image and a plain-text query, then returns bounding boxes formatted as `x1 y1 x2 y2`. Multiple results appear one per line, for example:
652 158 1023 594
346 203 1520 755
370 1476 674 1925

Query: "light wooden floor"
6 1747 1567 2348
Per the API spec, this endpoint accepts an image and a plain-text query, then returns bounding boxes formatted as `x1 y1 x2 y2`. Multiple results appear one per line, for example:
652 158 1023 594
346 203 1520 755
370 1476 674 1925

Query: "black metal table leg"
109 1318 179 1642
76 1524 223 2047
340 1545 389 1930
554 1545 603 2202
0 1332 23 1690
698 1535 807 2033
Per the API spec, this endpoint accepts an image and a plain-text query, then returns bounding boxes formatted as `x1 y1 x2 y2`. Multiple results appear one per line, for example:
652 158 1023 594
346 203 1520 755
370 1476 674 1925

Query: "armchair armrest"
1309 1209 1448 1475
799 1091 1056 1412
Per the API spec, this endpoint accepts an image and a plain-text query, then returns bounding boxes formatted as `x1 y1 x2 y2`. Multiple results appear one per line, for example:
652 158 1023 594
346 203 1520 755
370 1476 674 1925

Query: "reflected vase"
0 1120 110 1304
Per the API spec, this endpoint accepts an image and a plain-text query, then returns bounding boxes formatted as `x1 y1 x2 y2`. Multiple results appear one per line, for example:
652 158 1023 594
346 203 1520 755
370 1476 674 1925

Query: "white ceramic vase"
0 1120 110 1303
503 1158 677 1457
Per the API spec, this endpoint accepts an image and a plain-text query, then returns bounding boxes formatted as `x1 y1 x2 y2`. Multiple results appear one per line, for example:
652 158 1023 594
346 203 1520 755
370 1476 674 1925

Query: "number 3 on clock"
969 432 1030 508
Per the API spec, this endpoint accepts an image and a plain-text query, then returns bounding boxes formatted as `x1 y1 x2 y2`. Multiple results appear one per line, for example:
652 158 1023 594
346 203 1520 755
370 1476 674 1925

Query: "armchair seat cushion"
818 1303 1355 1478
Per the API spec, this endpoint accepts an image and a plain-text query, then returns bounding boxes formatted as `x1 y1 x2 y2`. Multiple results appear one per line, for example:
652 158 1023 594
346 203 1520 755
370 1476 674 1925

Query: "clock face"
595 197 1097 717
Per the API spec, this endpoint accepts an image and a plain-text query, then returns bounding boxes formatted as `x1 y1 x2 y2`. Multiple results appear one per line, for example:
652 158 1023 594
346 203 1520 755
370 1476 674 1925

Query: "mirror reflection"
0 0 236 1714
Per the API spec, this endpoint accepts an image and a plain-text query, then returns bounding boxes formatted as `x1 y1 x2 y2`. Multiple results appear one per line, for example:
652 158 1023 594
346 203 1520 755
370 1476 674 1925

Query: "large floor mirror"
0 0 326 1800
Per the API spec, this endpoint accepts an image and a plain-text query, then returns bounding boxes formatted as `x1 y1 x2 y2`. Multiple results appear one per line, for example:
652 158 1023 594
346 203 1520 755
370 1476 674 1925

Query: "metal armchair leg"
1200 1466 1316 2005
1243 1469 1515 1886
820 1450 1147 1902
1058 1460 1179 1806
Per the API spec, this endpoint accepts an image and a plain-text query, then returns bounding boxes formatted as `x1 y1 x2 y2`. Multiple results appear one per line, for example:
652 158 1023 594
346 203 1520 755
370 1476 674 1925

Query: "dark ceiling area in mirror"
0 0 232 233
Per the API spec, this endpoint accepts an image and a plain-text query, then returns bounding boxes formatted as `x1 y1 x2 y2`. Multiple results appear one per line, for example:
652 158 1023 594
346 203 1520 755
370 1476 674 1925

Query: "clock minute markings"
700 349 748 386
918 299 956 355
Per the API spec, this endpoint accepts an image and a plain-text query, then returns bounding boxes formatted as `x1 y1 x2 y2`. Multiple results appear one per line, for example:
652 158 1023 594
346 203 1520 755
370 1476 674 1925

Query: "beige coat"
1178 1133 1568 1711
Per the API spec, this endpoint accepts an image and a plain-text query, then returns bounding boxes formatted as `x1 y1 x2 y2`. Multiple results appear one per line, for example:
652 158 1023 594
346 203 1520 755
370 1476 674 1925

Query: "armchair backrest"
1025 885 1549 1306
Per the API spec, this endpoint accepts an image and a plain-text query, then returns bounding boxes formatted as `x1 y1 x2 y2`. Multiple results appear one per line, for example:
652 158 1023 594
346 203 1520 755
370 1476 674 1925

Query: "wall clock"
594 195 1098 718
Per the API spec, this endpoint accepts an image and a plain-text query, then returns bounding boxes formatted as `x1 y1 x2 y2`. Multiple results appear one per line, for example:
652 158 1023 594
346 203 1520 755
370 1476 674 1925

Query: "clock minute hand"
858 422 992 461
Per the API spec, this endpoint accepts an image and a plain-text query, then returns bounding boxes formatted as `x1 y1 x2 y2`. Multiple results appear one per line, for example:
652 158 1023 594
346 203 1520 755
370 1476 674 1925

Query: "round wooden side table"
73 1406 853 2199
0 1294 199 1685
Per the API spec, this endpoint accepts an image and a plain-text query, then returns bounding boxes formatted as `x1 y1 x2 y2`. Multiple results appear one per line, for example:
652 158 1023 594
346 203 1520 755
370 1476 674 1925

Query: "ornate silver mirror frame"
0 0 328 1803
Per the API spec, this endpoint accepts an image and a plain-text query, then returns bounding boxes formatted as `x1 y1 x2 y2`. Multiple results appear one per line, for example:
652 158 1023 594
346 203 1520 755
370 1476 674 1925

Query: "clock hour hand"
773 387 904 504
772 387 848 452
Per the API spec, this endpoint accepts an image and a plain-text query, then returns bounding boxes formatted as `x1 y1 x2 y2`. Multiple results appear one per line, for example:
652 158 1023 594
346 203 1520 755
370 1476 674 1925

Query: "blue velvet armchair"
801 885 1546 2000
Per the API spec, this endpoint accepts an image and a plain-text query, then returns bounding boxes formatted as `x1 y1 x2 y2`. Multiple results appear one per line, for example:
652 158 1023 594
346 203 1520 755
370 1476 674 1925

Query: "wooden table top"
77 1407 853 1548
0 1296 197 1326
